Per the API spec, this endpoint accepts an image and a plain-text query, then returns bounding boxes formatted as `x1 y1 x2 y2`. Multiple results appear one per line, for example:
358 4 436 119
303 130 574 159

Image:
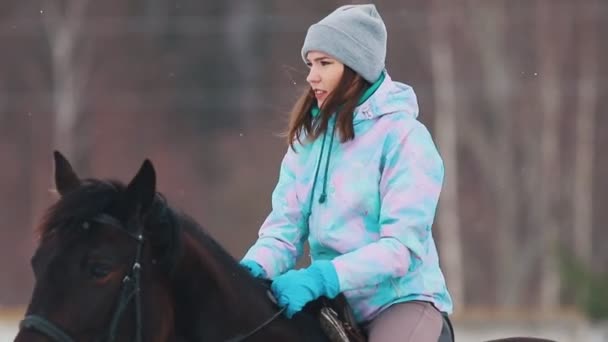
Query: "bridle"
19 212 285 342
19 213 145 342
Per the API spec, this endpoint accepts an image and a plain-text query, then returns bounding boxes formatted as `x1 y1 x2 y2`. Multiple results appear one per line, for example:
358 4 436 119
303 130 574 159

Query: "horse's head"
15 151 179 342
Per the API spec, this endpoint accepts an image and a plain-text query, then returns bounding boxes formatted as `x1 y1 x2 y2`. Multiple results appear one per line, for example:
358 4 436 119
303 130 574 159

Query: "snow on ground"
0 319 18 341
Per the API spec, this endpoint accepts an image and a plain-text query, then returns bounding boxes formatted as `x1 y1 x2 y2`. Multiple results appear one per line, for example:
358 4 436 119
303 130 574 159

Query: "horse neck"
170 227 282 340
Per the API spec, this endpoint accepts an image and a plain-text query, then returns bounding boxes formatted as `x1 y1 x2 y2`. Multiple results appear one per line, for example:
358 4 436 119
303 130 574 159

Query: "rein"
225 306 286 342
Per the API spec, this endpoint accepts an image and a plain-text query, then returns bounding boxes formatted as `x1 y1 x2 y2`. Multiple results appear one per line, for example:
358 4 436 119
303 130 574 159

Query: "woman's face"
305 51 345 108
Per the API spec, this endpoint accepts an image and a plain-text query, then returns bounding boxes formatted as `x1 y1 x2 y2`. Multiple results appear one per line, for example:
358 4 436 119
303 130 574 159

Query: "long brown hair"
286 66 370 150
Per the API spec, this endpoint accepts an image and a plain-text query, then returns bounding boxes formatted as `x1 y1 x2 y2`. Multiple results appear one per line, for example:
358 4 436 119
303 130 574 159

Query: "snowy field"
1 319 18 341
1 316 607 341
452 319 608 342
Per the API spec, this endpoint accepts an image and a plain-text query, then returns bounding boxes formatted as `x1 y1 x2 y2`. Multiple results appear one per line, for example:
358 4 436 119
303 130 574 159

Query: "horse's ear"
125 159 156 215
53 151 81 196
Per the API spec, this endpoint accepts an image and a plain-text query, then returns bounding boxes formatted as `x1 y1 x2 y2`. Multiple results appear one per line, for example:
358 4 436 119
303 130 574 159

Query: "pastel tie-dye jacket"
243 72 453 323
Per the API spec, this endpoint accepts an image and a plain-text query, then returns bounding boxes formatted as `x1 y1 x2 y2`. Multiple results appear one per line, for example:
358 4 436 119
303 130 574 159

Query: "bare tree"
225 1 268 127
572 0 598 268
42 0 93 166
465 1 521 308
429 0 465 310
536 0 573 311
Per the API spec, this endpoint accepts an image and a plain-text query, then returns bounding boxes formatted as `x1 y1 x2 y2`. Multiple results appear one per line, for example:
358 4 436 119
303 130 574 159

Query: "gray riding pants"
365 301 443 342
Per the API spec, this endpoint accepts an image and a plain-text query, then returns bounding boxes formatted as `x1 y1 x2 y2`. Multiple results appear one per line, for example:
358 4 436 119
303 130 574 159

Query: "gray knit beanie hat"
301 4 387 83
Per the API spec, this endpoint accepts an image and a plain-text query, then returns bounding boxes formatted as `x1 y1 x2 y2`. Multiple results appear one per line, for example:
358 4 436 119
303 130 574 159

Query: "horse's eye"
88 263 112 279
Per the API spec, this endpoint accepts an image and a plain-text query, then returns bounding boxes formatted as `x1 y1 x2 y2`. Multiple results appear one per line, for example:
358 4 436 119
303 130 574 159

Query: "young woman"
240 4 453 341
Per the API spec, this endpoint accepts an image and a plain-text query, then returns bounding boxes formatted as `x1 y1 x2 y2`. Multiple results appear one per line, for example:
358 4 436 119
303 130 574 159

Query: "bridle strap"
19 315 76 342
133 232 144 342
104 214 144 342
107 266 140 342
94 214 143 242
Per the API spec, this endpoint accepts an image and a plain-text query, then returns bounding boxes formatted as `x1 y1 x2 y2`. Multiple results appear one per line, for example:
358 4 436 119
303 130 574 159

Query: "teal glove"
240 259 267 279
271 260 340 318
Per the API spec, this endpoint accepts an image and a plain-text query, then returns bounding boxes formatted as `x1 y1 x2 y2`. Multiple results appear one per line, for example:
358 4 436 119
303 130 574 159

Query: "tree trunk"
536 0 572 311
43 0 91 167
572 0 598 268
467 1 520 308
429 0 465 311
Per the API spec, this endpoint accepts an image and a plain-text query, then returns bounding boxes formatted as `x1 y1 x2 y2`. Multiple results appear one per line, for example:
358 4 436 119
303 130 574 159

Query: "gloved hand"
240 259 267 279
271 260 340 318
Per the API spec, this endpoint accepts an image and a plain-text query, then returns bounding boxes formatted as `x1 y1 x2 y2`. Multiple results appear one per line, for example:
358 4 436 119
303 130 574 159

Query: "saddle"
263 283 366 341
317 294 367 342
316 295 455 342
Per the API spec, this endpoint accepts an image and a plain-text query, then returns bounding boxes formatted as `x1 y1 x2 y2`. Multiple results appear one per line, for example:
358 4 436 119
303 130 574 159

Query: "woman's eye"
321 61 331 66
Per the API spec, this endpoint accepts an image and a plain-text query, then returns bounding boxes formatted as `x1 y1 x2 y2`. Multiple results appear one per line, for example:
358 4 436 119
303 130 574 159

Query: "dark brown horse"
15 151 329 341
14 151 555 342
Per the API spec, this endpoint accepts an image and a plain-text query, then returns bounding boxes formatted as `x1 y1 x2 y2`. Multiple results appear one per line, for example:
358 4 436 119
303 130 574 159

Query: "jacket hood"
353 71 420 123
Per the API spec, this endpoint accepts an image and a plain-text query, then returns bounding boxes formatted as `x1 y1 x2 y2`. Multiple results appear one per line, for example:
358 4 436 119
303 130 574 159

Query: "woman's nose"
306 68 320 84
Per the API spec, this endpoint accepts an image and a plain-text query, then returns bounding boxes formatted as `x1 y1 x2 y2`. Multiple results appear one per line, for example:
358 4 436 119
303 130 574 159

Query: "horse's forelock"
36 179 125 239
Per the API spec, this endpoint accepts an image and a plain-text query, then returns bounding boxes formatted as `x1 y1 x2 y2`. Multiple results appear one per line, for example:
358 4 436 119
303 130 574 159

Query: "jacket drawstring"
307 127 328 216
318 122 337 204
307 118 337 219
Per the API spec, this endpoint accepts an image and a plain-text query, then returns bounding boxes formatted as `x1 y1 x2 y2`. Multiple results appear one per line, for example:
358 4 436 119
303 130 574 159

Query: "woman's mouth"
314 89 327 101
